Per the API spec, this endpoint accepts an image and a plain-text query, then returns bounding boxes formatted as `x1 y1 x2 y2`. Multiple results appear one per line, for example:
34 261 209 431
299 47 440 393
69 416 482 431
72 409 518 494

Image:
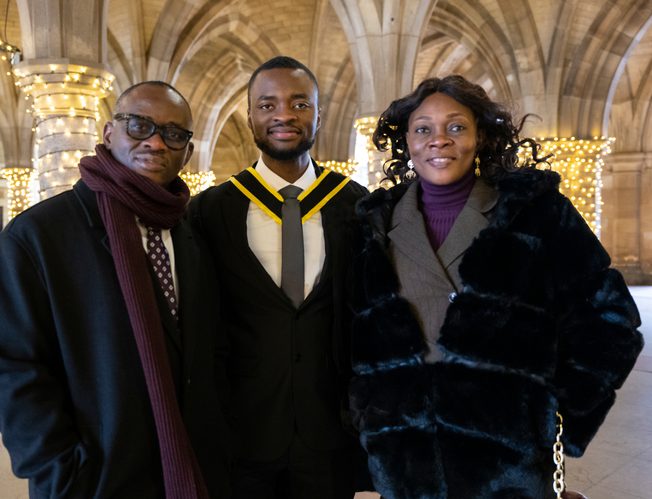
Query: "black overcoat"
0 180 230 498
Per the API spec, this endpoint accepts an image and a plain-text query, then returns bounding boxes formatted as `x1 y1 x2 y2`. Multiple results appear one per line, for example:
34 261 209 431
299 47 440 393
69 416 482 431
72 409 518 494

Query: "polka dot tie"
145 226 178 321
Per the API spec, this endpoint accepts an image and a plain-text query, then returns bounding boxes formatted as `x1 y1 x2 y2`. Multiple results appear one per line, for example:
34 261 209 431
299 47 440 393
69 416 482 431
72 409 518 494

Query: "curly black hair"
372 75 549 185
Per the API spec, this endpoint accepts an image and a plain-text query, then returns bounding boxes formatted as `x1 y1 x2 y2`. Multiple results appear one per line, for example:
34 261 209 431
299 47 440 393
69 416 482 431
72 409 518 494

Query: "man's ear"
183 142 194 167
103 121 114 147
316 106 321 131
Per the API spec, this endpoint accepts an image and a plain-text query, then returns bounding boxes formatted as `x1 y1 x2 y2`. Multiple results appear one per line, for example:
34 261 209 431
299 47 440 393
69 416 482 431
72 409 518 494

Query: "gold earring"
474 156 481 176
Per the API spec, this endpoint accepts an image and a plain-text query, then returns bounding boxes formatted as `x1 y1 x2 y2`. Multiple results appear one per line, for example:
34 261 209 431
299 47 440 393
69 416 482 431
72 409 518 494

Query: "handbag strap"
553 412 565 498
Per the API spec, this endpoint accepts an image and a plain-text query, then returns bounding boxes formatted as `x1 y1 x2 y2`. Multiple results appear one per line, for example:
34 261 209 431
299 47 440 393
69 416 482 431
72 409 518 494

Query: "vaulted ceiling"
0 0 651 179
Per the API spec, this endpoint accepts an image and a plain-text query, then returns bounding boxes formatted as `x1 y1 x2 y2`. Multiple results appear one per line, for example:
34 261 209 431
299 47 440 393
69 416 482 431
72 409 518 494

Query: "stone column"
641 154 652 281
601 151 645 283
330 0 436 188
353 116 385 189
13 61 114 198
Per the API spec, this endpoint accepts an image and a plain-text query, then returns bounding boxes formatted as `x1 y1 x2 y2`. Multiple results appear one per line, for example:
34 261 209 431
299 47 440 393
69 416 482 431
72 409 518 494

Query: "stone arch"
146 0 232 81
330 0 437 116
416 5 515 109
106 0 148 88
559 0 652 136
603 15 652 149
314 57 357 161
307 0 357 161
106 30 136 94
213 102 258 179
165 13 278 172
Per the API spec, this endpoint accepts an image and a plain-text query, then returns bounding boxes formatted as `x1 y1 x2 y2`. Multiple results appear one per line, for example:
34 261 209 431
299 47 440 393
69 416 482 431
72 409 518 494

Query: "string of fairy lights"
532 136 614 237
0 167 35 220
179 170 217 196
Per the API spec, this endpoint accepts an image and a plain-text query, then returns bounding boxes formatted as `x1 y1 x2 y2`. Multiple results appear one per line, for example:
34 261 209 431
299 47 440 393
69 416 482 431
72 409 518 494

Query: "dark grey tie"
279 185 304 308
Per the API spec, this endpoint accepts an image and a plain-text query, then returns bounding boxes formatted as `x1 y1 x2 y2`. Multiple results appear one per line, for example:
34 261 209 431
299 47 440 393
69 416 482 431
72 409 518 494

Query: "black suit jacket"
0 180 230 498
191 165 368 461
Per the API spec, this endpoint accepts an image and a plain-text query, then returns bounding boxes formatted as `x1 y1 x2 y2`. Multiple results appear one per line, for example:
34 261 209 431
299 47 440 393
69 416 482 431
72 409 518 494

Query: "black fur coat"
349 168 643 499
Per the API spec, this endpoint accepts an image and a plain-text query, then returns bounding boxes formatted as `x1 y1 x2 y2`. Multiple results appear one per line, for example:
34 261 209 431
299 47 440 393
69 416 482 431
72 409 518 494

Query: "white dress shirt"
246 158 327 300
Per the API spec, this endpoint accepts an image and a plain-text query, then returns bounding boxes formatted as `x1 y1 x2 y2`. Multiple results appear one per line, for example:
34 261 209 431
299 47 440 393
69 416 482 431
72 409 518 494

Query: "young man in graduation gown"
190 56 368 499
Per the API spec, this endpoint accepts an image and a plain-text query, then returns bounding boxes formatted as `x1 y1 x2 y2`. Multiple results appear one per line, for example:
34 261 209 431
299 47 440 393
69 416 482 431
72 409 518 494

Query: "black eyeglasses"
113 113 193 150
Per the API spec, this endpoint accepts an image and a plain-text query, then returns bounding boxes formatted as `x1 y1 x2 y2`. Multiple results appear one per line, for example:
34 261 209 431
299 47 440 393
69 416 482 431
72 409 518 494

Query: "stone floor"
2 288 651 498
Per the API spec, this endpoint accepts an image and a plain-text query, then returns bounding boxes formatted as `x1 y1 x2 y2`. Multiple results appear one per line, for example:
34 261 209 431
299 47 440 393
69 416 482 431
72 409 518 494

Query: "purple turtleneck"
419 169 476 250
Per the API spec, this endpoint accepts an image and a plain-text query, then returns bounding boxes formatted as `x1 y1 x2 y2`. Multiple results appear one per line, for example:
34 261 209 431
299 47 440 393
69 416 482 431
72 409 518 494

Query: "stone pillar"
638 154 652 282
353 116 386 188
330 0 436 190
601 152 645 283
13 61 114 198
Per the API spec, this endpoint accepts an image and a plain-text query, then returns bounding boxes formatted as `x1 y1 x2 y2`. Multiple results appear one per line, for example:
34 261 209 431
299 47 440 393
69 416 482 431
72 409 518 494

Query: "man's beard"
254 136 315 161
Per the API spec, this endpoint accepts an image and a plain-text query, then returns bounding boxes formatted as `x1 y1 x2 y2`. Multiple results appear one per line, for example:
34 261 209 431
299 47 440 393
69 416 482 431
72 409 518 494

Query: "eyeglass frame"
112 113 194 150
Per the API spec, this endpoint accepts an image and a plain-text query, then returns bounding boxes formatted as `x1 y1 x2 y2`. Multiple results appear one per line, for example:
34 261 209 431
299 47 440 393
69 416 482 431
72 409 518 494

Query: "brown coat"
388 179 497 362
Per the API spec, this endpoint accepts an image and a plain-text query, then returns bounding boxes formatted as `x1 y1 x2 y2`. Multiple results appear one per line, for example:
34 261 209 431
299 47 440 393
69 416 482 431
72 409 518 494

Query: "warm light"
14 64 116 197
520 136 614 236
0 37 21 64
319 159 358 177
353 116 381 189
180 170 217 195
0 167 36 219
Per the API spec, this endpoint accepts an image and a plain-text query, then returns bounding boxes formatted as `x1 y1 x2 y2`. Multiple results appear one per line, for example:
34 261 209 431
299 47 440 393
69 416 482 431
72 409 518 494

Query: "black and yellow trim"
229 165 351 224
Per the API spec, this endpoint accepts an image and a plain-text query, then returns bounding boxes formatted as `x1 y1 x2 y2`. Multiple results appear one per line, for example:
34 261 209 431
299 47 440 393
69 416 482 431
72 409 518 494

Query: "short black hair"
114 81 192 119
247 56 319 105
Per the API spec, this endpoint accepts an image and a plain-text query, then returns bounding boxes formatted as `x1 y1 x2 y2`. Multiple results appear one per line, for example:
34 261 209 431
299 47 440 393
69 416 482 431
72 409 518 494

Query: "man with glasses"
0 81 229 498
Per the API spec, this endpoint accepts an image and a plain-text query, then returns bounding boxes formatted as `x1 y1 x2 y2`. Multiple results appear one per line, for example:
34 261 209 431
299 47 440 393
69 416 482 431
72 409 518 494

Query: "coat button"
186 378 191 385
448 292 457 303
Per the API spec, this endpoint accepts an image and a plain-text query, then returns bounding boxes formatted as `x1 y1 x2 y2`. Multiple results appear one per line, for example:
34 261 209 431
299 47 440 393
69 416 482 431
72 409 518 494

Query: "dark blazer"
190 164 368 462
350 169 643 499
0 180 230 498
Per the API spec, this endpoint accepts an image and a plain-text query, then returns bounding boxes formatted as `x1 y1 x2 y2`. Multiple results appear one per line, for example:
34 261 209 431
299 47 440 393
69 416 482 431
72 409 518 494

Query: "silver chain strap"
553 412 566 498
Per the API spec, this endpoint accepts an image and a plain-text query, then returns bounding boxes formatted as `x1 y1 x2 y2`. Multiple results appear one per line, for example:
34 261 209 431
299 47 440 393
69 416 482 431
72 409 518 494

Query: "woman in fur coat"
349 75 643 499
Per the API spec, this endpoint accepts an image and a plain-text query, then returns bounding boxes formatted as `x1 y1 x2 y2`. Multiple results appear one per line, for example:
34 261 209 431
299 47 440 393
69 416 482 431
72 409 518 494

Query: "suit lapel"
318 190 338 285
388 179 499 289
437 179 498 270
388 181 449 281
73 180 112 253
223 182 293 304
172 220 200 369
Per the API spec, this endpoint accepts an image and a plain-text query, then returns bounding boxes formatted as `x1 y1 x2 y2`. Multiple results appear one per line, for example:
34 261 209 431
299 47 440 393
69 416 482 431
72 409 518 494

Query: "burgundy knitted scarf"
78 144 208 499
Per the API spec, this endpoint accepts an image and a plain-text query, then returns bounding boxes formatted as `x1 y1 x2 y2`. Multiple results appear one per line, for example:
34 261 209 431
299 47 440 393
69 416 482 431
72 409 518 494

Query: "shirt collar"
255 156 317 192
